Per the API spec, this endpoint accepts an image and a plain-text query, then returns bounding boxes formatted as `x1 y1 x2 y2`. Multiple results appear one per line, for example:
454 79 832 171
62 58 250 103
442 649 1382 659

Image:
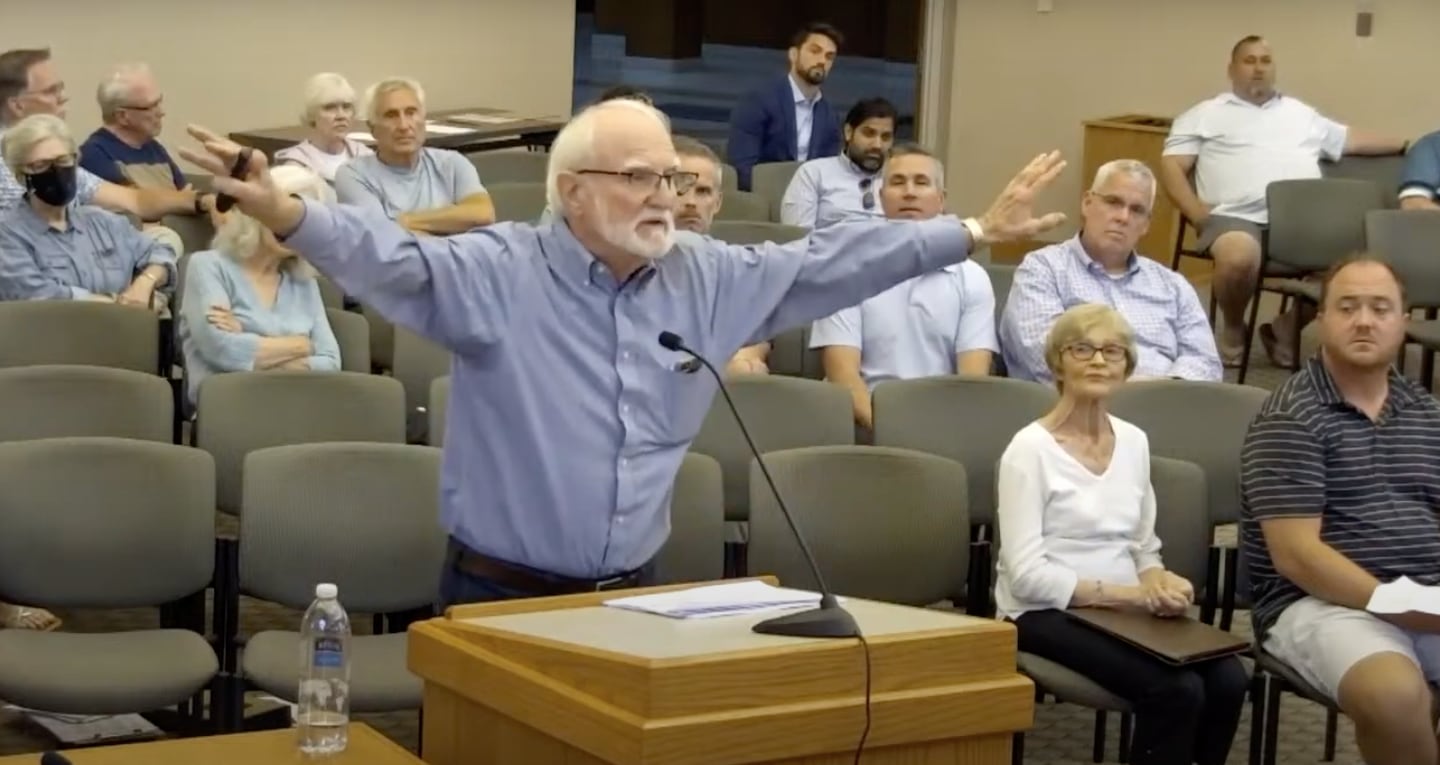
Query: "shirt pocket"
660 359 717 444
85 225 132 278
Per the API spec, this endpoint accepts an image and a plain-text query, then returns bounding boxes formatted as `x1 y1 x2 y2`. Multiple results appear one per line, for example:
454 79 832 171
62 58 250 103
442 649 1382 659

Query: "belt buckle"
593 574 629 592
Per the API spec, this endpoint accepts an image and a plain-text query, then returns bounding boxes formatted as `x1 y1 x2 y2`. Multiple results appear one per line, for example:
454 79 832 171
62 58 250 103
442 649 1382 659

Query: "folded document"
1367 576 1440 615
603 581 824 620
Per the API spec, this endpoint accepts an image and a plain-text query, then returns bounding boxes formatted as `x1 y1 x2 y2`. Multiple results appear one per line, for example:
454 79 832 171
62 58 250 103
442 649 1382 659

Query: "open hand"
178 126 304 236
976 151 1068 244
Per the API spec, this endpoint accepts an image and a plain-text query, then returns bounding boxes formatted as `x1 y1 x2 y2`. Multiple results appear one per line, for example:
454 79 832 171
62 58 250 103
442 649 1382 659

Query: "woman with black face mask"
0 114 176 309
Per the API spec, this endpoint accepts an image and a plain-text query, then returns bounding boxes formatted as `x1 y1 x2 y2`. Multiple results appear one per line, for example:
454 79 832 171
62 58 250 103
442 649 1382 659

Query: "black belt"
449 541 644 595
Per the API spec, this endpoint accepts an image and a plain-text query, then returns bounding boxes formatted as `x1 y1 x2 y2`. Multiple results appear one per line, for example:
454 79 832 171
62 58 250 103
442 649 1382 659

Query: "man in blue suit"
727 23 844 191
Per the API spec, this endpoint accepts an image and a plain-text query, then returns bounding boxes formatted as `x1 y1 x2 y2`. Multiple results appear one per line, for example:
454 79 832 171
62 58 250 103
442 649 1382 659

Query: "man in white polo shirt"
1159 35 1406 368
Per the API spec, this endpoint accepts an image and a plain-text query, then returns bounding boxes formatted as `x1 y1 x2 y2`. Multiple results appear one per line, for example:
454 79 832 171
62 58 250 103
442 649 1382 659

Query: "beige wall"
938 0 1440 239
1 0 574 162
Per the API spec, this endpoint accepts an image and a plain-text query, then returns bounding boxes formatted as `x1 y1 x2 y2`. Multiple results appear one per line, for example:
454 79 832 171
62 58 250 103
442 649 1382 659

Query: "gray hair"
544 98 672 220
1 113 74 179
300 73 357 126
673 135 723 188
1091 159 1156 208
363 77 425 124
96 63 153 122
211 165 333 277
888 142 945 187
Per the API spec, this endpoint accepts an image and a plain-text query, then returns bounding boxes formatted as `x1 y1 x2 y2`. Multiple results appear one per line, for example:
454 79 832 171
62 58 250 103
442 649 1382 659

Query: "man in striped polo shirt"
1241 254 1440 765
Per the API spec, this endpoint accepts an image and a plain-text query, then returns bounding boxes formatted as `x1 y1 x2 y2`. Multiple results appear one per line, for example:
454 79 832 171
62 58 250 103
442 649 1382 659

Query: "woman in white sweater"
994 303 1246 765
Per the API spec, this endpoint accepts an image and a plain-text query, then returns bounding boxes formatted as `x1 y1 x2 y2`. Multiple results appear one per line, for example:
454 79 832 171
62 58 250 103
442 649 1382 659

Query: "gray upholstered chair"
231 443 445 725
0 301 161 374
768 325 822 380
393 326 452 443
193 371 406 515
0 438 219 720
488 181 549 223
746 445 968 606
749 161 802 219
713 190 773 223
708 220 808 246
654 452 726 584
1367 209 1440 387
325 307 372 374
316 275 345 310
360 304 394 372
466 150 548 185
429 376 451 448
0 365 172 443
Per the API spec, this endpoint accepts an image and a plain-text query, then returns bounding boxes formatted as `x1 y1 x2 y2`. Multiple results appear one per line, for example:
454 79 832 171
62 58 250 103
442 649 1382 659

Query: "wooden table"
229 107 565 157
0 724 419 764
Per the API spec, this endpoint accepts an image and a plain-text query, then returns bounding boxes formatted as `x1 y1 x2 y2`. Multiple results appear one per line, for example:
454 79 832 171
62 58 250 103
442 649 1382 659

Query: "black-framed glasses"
577 169 698 195
859 177 875 210
1065 342 1127 362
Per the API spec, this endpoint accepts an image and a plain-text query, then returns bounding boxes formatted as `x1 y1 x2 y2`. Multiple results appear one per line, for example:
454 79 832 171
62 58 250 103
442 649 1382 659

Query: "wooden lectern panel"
409 579 1032 765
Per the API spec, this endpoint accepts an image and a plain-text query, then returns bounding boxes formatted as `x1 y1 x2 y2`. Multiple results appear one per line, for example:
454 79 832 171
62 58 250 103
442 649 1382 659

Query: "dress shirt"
779 155 884 229
282 202 973 578
994 416 1163 620
999 237 1221 383
0 126 103 213
809 260 996 390
0 201 176 301
789 75 820 162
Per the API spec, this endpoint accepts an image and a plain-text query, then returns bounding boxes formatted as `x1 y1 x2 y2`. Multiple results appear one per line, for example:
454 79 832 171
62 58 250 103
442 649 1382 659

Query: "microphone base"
752 604 860 639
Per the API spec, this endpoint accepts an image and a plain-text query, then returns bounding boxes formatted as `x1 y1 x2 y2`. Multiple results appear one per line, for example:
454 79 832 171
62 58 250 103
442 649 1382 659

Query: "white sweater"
993 416 1164 620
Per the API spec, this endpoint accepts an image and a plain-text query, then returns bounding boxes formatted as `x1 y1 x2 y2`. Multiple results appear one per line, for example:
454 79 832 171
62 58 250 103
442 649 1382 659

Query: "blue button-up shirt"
0 200 176 301
999 236 1221 384
284 201 973 577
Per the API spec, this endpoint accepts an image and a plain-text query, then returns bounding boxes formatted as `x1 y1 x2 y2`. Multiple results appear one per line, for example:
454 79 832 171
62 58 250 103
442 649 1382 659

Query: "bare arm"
821 346 871 428
956 350 993 376
91 182 198 221
1158 154 1209 226
1400 196 1440 211
725 342 771 375
1344 130 1408 156
397 193 496 235
1260 517 1379 610
253 336 314 369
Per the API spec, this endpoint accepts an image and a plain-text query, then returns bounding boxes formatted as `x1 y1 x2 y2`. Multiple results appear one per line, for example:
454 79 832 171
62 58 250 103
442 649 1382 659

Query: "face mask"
24 164 78 207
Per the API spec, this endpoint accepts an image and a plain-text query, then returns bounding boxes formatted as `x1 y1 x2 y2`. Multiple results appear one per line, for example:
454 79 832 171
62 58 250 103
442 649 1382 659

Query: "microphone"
40 752 72 765
658 330 859 639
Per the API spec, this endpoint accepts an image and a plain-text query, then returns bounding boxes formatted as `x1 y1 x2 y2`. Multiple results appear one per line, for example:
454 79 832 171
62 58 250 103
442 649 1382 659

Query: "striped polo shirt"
1240 356 1440 638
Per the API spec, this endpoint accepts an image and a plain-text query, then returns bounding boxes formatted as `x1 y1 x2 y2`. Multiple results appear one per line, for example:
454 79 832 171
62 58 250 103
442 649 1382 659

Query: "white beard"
599 207 676 260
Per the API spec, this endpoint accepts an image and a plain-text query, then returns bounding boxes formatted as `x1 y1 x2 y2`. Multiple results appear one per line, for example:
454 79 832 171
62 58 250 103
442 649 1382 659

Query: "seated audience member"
180 165 340 407
1001 160 1220 383
726 22 843 191
779 97 894 228
810 144 996 429
0 114 175 308
1159 35 1406 368
0 48 204 222
1397 128 1440 210
334 77 494 235
273 73 373 185
996 302 1247 765
1241 254 1440 765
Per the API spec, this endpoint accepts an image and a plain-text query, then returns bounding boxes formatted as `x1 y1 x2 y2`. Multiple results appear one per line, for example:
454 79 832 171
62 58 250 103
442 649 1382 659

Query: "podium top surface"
455 598 994 660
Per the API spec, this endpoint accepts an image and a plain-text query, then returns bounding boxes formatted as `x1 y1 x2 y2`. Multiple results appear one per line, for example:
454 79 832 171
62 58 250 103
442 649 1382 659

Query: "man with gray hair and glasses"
1001 159 1221 383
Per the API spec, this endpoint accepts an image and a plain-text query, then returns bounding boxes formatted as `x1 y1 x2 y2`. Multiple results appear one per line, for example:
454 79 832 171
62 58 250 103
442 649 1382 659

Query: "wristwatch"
961 217 986 246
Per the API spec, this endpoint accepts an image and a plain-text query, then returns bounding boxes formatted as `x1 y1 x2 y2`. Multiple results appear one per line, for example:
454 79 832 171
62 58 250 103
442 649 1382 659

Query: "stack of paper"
424 121 473 136
1367 576 1440 614
604 581 824 620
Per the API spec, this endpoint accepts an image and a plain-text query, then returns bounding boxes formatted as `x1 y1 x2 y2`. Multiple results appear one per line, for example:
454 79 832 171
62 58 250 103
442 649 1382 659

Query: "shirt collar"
544 219 658 291
1305 354 1421 413
788 74 820 105
1219 90 1284 109
1065 234 1140 277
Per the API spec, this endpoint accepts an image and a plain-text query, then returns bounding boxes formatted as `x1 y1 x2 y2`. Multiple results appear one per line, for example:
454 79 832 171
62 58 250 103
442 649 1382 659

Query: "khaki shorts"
1196 214 1265 254
1264 595 1440 702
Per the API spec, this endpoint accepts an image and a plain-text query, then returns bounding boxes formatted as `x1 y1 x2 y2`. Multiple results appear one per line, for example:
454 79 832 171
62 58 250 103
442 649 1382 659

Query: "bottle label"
313 636 344 668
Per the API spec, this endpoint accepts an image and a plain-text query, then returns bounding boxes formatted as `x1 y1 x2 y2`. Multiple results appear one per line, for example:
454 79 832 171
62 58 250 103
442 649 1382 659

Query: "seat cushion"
0 629 217 715
1255 649 1335 709
1407 321 1440 350
242 631 419 713
1017 651 1132 712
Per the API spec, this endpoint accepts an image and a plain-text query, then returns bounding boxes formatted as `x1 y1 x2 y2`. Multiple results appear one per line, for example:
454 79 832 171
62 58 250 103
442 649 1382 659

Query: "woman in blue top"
179 165 341 406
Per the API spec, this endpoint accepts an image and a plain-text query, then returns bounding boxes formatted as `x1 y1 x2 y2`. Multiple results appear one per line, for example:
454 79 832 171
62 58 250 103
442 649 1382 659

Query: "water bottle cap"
315 583 338 599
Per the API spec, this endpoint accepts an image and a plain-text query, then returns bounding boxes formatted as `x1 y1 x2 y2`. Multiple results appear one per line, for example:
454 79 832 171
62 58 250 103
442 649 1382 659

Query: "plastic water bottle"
296 582 351 756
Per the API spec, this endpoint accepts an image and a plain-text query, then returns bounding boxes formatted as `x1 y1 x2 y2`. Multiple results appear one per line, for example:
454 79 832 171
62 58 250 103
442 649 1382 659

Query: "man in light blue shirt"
780 97 895 229
811 144 996 430
1001 160 1221 384
180 101 1067 605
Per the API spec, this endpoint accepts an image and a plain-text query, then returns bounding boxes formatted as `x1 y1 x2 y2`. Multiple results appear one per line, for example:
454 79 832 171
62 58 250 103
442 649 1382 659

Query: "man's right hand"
177 126 305 237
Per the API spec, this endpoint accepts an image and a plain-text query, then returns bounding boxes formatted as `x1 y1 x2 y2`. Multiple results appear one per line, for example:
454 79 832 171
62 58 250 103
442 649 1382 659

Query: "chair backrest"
708 220 808 246
194 371 406 513
871 376 1058 528
0 302 160 374
720 163 740 194
751 161 802 218
1266 178 1379 271
159 214 215 257
360 304 394 372
393 327 453 441
0 365 172 443
768 325 823 380
466 151 549 185
714 190 773 223
239 443 446 612
1323 154 1407 208
429 376 450 447
689 376 854 522
747 445 968 605
317 275 345 310
654 452 725 584
1148 456 1212 590
1365 209 1440 308
1109 379 1270 527
488 181 549 223
0 437 215 608
984 263 1017 323
325 308 371 373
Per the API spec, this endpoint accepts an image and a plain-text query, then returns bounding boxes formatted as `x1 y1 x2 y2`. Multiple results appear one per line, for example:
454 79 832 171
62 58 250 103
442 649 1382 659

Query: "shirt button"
621 458 629 467
623 405 631 413
623 352 632 360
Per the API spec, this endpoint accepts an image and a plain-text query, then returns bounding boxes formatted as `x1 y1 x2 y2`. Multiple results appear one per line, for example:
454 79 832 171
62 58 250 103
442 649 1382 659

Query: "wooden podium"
408 580 1033 764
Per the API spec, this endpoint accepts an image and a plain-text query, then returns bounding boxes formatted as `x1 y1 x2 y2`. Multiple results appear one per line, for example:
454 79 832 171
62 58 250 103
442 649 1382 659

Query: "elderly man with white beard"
179 99 1067 606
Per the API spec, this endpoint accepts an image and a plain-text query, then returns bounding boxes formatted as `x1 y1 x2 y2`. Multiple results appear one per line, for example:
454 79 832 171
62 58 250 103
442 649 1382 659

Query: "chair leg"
1237 265 1268 385
1118 712 1133 763
1423 348 1436 392
1248 672 1267 765
1322 708 1338 761
1201 545 1221 626
1220 548 1239 632
1011 731 1025 765
1092 710 1107 763
1263 677 1282 765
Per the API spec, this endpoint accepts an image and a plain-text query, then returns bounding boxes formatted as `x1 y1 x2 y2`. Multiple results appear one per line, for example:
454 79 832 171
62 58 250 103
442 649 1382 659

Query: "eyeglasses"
22 153 77 175
577 169 698 195
859 177 875 210
1065 342 1127 362
119 96 163 113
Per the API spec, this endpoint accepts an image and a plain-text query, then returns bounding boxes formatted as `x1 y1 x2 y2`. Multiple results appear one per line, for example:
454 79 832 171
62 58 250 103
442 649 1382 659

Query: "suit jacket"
726 75 841 191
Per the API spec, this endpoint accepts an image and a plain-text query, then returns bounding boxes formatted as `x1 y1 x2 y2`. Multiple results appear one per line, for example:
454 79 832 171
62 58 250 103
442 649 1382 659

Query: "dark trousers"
438 542 657 609
1015 609 1249 765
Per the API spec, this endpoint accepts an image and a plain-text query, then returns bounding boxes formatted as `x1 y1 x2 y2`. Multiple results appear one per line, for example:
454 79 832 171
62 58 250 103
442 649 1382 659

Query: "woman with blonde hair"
273 73 372 184
993 303 1247 765
179 165 341 407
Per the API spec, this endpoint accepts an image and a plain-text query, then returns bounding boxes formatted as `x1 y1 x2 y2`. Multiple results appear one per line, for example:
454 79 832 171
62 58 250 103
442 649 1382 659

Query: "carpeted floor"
0 290 1414 763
